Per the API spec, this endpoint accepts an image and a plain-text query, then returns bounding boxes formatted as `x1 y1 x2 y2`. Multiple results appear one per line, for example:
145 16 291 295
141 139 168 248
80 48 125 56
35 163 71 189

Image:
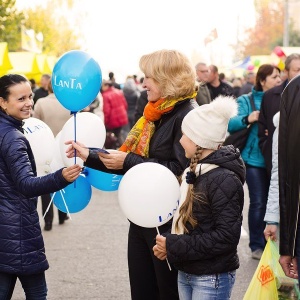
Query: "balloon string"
156 227 172 271
74 112 77 165
43 192 56 219
60 189 72 220
73 111 77 188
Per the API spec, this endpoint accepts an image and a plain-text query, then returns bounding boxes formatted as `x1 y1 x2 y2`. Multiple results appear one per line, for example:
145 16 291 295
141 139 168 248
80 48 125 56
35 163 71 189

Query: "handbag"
223 92 256 151
243 239 298 300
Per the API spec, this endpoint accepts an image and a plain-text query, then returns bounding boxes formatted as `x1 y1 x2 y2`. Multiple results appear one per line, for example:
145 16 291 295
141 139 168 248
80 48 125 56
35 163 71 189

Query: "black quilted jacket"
165 145 245 275
85 99 198 176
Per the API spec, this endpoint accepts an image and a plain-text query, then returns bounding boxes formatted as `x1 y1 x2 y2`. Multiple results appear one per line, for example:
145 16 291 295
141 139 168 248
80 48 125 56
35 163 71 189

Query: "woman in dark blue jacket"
0 74 82 299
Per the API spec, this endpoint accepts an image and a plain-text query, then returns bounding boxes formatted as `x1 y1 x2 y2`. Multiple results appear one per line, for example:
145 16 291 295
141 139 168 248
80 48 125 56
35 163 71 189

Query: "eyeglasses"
197 70 209 73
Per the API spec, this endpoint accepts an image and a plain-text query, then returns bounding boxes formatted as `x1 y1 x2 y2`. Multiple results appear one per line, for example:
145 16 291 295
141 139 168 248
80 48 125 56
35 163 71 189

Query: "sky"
16 0 256 82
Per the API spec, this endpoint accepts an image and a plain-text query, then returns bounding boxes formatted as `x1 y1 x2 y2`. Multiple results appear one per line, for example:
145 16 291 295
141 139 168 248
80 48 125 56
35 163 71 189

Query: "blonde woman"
66 49 198 300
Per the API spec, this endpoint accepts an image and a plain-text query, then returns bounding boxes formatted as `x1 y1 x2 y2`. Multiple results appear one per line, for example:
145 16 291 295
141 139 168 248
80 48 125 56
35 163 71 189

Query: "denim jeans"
178 270 236 300
246 166 269 252
0 272 47 300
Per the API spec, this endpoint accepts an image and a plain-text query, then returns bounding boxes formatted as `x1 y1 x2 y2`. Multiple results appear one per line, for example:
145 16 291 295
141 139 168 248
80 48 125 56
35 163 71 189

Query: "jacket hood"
200 145 246 184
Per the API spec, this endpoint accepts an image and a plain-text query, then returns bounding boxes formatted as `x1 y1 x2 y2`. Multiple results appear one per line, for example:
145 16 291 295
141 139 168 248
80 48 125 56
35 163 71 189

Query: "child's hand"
62 164 82 182
153 235 167 260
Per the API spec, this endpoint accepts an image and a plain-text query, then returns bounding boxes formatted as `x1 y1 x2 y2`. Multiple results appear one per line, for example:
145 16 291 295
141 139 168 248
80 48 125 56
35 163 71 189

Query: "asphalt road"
12 185 258 300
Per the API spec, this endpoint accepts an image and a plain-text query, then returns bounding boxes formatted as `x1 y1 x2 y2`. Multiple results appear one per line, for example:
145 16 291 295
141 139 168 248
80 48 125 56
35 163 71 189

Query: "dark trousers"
128 222 179 300
246 166 269 252
41 194 66 225
0 272 47 300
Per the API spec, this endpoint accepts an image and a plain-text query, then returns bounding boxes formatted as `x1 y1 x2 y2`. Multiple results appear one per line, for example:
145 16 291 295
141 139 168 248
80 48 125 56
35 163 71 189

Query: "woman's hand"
62 164 82 182
248 110 260 123
98 150 128 170
65 140 89 162
153 235 167 260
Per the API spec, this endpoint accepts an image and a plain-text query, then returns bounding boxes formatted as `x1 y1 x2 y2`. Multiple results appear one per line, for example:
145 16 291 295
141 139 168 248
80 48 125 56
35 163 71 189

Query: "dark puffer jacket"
0 111 70 275
85 99 198 177
165 146 245 275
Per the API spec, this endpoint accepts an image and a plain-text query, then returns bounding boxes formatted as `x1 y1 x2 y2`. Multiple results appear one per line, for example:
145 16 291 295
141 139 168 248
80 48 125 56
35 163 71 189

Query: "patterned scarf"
119 92 197 157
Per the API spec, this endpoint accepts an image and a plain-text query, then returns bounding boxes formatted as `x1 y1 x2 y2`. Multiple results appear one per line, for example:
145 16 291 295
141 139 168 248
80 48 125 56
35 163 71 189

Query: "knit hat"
182 95 238 150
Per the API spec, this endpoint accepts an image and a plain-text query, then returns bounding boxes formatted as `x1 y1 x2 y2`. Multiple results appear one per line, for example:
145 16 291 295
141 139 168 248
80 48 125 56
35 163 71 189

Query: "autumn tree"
23 0 86 57
240 0 284 56
0 0 24 51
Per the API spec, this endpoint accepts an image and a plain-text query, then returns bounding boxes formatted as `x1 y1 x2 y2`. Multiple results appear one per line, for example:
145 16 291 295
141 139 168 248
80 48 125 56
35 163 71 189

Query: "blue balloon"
85 167 123 192
52 50 102 112
53 175 92 213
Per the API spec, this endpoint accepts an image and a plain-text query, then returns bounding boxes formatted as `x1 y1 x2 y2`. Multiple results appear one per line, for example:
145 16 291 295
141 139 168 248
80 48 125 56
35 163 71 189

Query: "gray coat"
264 112 280 223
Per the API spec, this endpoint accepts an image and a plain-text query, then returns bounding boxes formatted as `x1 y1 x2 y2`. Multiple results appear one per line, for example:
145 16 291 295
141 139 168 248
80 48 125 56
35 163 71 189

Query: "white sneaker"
251 249 263 260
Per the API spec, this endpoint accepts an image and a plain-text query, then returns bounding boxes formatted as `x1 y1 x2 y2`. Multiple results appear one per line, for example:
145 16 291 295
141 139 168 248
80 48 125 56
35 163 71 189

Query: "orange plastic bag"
243 239 298 300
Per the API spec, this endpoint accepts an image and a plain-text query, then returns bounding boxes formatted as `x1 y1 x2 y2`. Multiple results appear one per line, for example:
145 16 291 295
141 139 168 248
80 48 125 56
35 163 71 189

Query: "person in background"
219 72 233 86
29 78 37 93
228 64 281 260
66 49 198 300
232 77 242 98
33 79 73 231
206 65 234 100
108 71 121 90
258 53 300 179
101 79 128 149
33 74 51 106
0 74 81 299
153 96 245 300
134 89 148 123
123 77 140 129
238 72 255 96
264 112 280 242
195 62 211 105
278 74 300 284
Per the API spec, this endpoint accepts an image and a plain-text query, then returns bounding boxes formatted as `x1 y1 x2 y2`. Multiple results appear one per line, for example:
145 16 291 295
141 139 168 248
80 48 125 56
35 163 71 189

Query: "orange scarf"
119 92 196 157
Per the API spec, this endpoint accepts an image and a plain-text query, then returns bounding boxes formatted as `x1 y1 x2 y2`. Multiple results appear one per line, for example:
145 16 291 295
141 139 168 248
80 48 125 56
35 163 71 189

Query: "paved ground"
12 185 258 299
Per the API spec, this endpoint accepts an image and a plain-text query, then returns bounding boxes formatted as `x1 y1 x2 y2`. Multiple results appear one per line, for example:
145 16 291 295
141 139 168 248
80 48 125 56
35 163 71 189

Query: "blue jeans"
178 270 236 300
246 166 269 252
0 272 47 300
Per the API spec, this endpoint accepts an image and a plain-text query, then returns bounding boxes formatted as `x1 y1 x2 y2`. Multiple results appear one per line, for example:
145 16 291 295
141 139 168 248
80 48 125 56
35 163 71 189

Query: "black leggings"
128 222 179 300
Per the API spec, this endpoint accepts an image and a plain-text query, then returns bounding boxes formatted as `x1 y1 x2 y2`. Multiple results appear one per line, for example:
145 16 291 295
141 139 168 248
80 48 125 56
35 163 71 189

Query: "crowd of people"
1 49 300 299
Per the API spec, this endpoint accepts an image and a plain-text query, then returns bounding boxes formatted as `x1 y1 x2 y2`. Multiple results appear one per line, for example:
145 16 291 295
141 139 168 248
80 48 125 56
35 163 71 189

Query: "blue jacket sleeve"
5 135 70 198
228 95 250 133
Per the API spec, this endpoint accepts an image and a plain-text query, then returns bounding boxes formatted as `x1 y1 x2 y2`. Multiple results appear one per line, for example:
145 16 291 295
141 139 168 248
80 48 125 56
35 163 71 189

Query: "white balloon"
118 162 180 228
59 112 106 167
23 117 55 167
50 131 69 171
36 163 52 177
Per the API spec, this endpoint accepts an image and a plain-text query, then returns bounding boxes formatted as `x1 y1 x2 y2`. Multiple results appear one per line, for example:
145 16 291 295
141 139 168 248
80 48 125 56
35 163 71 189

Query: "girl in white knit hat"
153 95 246 300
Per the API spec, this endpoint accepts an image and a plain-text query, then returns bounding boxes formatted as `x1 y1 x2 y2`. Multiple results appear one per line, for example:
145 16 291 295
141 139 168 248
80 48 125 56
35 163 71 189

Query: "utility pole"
283 0 289 46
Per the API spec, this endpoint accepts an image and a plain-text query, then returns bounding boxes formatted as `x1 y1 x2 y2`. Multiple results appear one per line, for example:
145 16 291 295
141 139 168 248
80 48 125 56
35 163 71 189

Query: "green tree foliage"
0 0 24 51
23 0 85 57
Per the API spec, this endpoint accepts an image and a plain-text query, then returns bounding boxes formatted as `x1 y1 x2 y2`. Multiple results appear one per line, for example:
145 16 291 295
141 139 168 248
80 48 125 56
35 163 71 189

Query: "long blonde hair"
175 146 205 233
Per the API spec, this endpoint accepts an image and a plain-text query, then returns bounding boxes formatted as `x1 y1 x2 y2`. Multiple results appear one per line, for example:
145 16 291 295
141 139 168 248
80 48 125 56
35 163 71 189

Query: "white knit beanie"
182 96 238 150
